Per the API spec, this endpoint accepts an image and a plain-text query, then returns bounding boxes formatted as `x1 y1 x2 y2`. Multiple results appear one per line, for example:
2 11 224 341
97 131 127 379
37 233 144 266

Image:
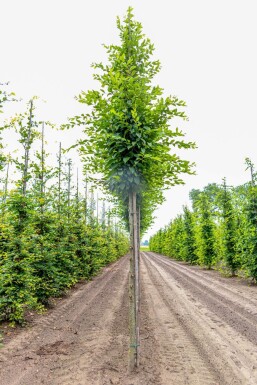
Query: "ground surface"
1 252 257 384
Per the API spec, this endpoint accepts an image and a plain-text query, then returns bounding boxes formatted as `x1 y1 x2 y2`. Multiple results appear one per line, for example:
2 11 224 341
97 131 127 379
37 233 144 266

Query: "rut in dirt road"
1 252 257 385
141 251 257 385
0 255 161 385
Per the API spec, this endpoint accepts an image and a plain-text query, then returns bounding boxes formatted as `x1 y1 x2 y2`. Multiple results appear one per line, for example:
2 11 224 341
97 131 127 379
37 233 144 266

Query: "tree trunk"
40 122 45 215
58 143 62 219
3 156 10 203
22 99 33 196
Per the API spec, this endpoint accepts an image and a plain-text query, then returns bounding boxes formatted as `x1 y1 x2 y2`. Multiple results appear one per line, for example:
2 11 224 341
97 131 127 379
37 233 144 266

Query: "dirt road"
1 252 257 384
141 252 257 385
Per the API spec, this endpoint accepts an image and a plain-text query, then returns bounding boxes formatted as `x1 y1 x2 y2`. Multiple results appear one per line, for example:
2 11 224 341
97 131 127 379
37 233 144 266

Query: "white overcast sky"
1 0 257 238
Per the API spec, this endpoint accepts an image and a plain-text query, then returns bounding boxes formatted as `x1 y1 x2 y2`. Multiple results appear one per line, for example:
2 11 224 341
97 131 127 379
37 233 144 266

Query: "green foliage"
0 191 129 324
0 82 16 115
140 245 149 251
219 179 238 275
170 216 185 260
0 102 129 325
69 7 195 233
182 206 197 264
195 193 215 269
150 161 257 281
149 214 191 262
0 82 16 170
244 171 257 281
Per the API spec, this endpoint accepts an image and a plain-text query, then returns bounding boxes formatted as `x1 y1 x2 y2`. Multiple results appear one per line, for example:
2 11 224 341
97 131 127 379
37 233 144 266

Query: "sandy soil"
1 251 257 384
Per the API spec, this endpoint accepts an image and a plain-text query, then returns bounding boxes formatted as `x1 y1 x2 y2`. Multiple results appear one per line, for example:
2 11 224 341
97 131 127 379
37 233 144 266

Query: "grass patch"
140 246 149 252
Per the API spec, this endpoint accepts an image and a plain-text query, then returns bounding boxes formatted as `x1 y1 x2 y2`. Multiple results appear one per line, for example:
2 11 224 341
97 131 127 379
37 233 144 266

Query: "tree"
190 183 221 214
195 193 215 269
72 7 195 231
219 178 238 275
244 158 257 281
0 82 16 170
182 206 197 264
71 7 195 367
0 82 16 114
0 112 129 324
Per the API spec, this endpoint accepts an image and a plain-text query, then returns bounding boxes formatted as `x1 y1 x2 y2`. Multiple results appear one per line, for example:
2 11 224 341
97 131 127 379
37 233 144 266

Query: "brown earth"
1 251 257 384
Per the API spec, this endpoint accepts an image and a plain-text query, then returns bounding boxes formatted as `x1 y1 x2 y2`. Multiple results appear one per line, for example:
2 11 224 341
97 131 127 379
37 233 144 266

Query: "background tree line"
150 162 257 282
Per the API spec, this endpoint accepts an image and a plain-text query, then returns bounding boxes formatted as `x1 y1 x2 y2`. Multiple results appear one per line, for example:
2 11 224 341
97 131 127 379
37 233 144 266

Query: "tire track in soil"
0 254 161 385
141 253 222 385
0 256 129 385
2 250 257 384
0 256 127 362
95 271 162 385
158 255 257 308
150 252 257 344
142 252 257 385
174 258 257 306
52 261 129 385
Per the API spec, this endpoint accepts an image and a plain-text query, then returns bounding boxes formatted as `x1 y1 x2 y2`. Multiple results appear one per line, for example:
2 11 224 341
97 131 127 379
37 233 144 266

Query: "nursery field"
1 251 257 385
2 4 257 385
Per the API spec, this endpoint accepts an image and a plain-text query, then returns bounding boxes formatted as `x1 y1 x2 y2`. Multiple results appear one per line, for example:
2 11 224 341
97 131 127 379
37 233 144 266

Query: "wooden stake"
128 191 140 370
58 143 62 218
84 177 88 224
40 122 45 215
133 191 140 368
22 99 33 196
129 192 136 370
3 156 10 203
